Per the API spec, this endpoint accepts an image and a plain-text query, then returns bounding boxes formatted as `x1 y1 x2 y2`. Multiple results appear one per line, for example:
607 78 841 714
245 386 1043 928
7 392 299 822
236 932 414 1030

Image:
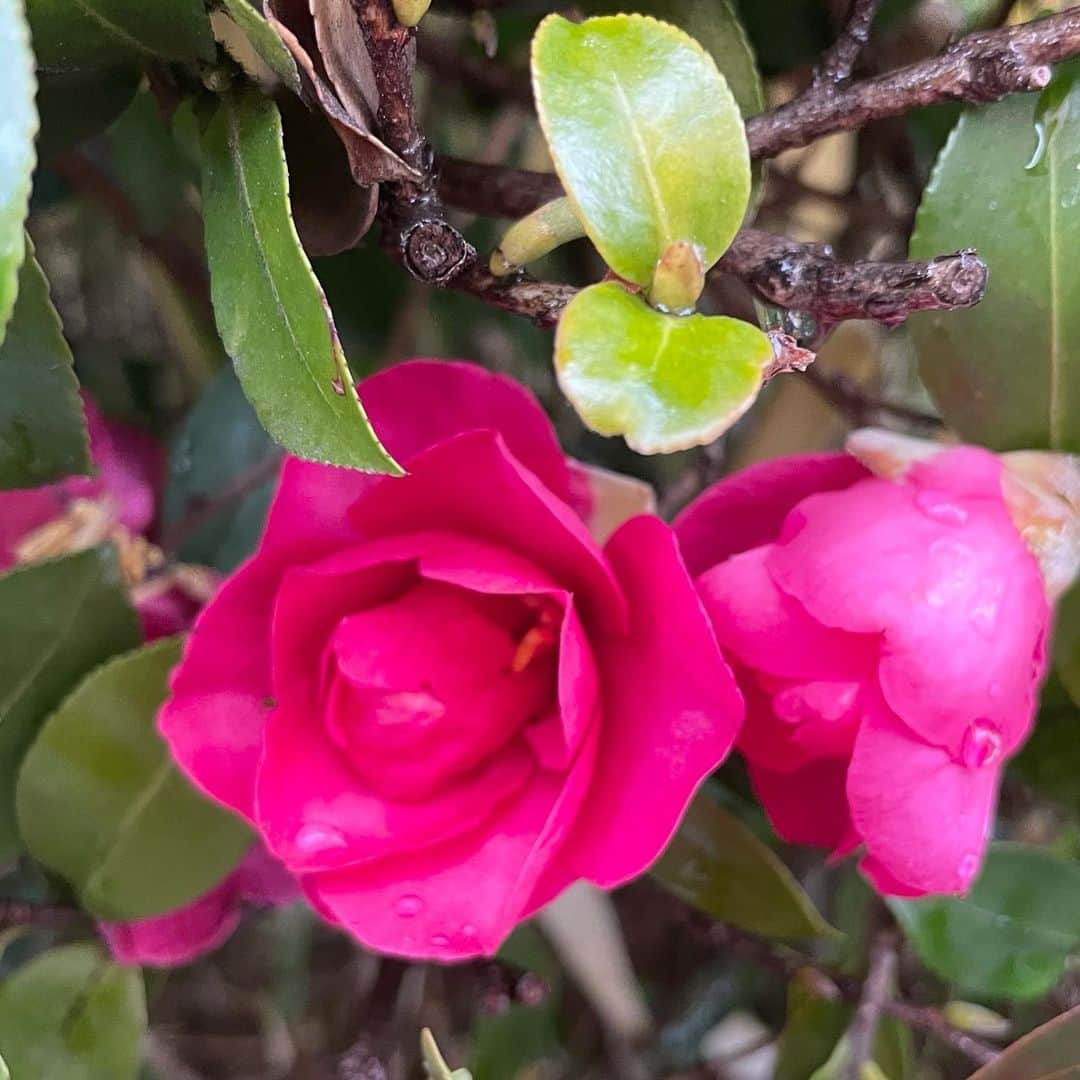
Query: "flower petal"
697 545 877 681
748 757 853 851
349 431 628 633
847 692 1000 896
675 453 867 577
523 515 742 912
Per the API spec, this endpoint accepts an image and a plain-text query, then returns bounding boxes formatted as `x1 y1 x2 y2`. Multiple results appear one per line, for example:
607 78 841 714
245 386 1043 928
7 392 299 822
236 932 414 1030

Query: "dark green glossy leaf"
26 0 215 68
890 843 1080 1000
533 14 750 286
1012 676 1080 817
162 364 277 572
968 1004 1080 1080
653 792 835 939
0 244 91 488
216 0 301 92
17 637 252 920
555 281 772 454
200 89 400 473
1053 580 1080 706
0 545 139 861
35 65 139 161
0 0 36 341
0 943 145 1080
910 61 1080 451
107 88 194 235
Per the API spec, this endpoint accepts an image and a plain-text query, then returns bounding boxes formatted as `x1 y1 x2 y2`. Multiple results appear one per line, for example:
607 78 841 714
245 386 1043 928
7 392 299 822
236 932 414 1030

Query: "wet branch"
814 0 881 87
747 9 1080 158
843 932 897 1080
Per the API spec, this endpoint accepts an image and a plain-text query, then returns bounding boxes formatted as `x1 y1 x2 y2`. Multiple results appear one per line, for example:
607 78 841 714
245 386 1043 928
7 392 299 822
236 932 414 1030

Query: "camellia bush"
5 0 1080 1076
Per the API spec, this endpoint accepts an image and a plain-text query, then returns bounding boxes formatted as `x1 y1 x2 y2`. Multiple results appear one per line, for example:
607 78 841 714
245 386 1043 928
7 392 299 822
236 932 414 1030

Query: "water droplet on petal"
988 681 1003 700
960 720 1002 769
916 489 969 526
294 822 349 856
970 581 1004 638
461 923 478 939
431 933 451 948
395 895 425 918
958 852 980 883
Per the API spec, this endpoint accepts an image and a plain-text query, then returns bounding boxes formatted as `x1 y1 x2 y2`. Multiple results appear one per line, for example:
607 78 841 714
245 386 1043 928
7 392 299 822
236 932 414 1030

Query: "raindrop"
988 681 1003 700
957 852 980 883
915 489 968 526
395 895 425 919
960 720 1002 770
461 923 478 939
294 822 349 856
431 933 451 948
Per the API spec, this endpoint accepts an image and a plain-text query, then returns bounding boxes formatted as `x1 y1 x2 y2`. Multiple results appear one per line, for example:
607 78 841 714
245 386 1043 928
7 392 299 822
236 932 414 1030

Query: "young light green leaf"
555 281 772 454
17 637 253 921
652 791 835 939
967 1004 1080 1080
0 244 92 488
582 0 763 120
200 89 400 473
0 0 36 343
0 545 140 862
25 0 215 68
532 14 750 288
890 843 1080 1000
216 0 301 92
909 61 1080 452
0 943 145 1080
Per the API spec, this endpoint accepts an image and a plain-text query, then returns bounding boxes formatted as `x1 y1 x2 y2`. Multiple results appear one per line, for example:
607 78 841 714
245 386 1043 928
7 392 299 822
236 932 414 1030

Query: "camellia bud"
647 240 706 313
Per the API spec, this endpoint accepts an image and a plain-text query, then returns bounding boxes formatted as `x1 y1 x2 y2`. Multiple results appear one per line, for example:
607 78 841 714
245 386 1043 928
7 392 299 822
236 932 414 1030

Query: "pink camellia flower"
676 432 1076 897
159 360 741 961
0 394 160 570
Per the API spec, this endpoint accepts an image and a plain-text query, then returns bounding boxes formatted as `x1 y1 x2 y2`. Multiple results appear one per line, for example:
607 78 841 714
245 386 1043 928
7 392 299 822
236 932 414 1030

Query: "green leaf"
554 281 772 454
909 61 1080 452
200 89 400 473
0 545 140 861
532 14 750 287
967 1004 1080 1080
25 0 215 68
0 0 36 342
0 244 92 488
0 943 145 1080
581 0 763 120
16 637 253 920
216 0 301 92
1053 580 1080 706
421 1029 473 1080
776 983 911 1080
653 791 835 939
35 65 139 162
162 364 276 572
1012 676 1080 818
890 843 1080 1000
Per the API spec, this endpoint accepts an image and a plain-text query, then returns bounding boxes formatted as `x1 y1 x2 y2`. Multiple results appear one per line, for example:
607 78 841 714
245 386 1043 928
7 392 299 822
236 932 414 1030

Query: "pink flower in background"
100 846 297 967
0 395 160 570
676 442 1053 897
160 360 742 961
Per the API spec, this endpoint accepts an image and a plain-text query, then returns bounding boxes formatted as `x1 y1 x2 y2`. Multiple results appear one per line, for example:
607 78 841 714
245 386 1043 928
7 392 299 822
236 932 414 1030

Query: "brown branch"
747 10 1080 159
803 367 944 429
718 230 987 326
887 1003 998 1068
705 922 998 1068
438 158 987 326
815 0 881 86
843 932 897 1080
417 34 532 107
